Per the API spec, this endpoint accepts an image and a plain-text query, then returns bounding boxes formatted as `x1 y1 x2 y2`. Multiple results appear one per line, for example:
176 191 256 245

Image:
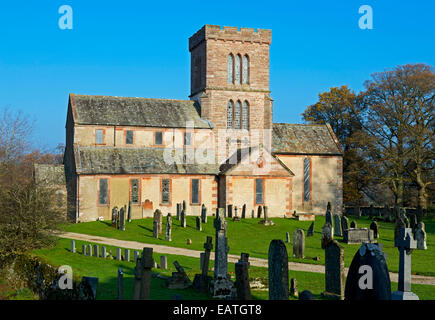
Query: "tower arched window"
227 54 234 84
235 55 241 85
234 100 241 129
242 55 249 84
227 100 234 129
242 100 249 130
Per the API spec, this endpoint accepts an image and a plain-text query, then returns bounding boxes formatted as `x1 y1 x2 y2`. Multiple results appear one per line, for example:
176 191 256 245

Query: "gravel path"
58 231 435 286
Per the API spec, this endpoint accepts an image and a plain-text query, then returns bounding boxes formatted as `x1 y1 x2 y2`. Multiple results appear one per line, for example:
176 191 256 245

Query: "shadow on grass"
138 225 153 233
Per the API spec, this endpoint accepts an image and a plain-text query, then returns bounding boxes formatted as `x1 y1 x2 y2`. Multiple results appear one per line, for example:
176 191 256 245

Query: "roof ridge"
72 94 193 103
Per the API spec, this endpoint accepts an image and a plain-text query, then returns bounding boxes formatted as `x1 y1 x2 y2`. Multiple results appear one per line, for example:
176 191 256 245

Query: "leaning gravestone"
321 223 334 249
334 214 342 237
307 222 314 237
293 229 305 259
268 239 289 300
344 243 391 300
324 240 344 299
370 221 379 239
341 216 349 232
167 261 192 289
235 253 251 300
165 213 172 241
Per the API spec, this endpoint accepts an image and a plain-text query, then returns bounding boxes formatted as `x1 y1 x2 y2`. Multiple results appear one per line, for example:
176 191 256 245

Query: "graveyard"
23 206 434 300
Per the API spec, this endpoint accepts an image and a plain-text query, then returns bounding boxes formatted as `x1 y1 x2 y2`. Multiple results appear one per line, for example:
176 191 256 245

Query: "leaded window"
131 179 139 204
184 132 191 146
227 54 234 83
242 55 249 84
304 157 311 202
255 179 264 204
95 129 104 144
155 131 163 145
126 130 133 144
242 101 249 130
161 179 170 204
227 101 233 129
234 101 241 129
191 179 200 204
235 55 241 84
99 179 108 205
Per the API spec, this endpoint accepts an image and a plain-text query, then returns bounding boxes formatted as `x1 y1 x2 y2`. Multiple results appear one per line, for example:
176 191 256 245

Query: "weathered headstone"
212 209 233 298
181 209 186 228
415 222 427 250
345 243 391 300
321 223 334 249
133 250 140 262
235 253 251 300
167 260 192 289
165 213 172 241
241 204 246 219
153 220 158 238
139 247 154 300
93 244 99 258
101 246 107 259
251 209 255 219
307 222 314 237
153 209 163 234
350 221 356 228
124 249 130 262
293 229 305 259
82 244 86 256
227 204 233 218
111 207 118 228
116 248 121 261
370 221 379 239
290 278 298 297
201 204 207 223
334 214 342 237
117 268 123 300
127 201 132 222
286 232 290 243
325 209 333 226
71 240 75 253
176 203 181 221
257 206 262 218
343 228 375 244
341 216 349 232
193 236 213 293
81 277 99 300
323 240 344 299
160 255 168 270
119 207 125 231
88 244 93 257
133 258 143 300
196 216 202 231
268 239 289 300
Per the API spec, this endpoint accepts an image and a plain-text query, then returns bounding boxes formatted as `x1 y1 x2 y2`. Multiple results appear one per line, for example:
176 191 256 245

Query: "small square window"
95 129 104 144
155 131 163 145
126 130 134 145
184 132 191 146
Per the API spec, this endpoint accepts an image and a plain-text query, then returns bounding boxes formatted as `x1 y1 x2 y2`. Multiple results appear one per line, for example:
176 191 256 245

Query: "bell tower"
189 25 273 132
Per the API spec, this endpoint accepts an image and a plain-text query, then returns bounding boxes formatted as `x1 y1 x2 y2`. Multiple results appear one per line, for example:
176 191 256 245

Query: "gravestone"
307 222 314 237
334 214 342 237
355 204 361 219
133 258 142 300
182 200 186 212
327 201 331 211
286 232 290 243
394 218 406 243
82 244 86 256
127 201 132 222
324 240 344 299
111 207 118 228
71 240 75 253
160 255 168 270
227 204 233 218
196 216 202 231
416 205 423 224
181 209 186 228
268 240 289 300
370 221 379 238
233 206 240 221
154 209 163 234
93 244 99 258
167 261 192 289
200 253 205 270
341 216 349 232
133 251 140 262
350 221 357 228
193 236 213 293
165 213 172 241
124 249 130 262
343 228 375 244
212 209 233 298
117 268 123 300
258 206 274 226
139 248 154 299
345 243 391 300
257 206 262 218
415 222 427 250
201 204 207 223
325 209 333 226
235 253 251 300
88 244 93 256
251 209 255 219
81 277 99 300
290 278 298 297
241 204 246 219
116 248 121 261
176 203 181 221
409 214 417 232
119 207 125 231
299 290 316 300
153 220 158 238
392 228 419 300
101 246 107 259
321 223 334 249
292 229 305 259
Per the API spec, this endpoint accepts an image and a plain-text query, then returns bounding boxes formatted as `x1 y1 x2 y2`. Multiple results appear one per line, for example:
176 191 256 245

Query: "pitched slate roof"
69 94 212 129
272 123 343 155
74 146 220 175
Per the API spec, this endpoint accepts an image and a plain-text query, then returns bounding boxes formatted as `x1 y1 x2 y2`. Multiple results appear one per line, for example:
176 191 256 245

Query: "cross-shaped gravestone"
139 247 154 300
392 228 418 300
235 252 251 300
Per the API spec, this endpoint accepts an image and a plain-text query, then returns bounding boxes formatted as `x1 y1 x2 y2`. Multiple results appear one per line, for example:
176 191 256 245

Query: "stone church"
64 25 343 223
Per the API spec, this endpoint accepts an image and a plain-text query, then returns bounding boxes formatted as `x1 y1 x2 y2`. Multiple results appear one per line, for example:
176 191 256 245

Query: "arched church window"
242 100 249 130
234 100 241 129
235 55 241 85
242 55 249 84
227 54 234 84
227 100 234 129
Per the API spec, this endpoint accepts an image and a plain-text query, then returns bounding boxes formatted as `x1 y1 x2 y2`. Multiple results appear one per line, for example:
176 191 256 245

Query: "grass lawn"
31 238 435 300
61 215 435 276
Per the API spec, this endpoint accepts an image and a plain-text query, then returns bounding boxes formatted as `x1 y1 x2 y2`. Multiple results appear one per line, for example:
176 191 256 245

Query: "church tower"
189 25 273 133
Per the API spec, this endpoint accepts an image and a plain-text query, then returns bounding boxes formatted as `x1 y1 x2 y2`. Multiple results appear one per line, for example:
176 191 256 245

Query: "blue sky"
0 0 434 150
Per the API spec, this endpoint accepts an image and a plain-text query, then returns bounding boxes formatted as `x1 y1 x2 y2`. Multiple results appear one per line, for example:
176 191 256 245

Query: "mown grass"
61 215 435 276
31 238 435 300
